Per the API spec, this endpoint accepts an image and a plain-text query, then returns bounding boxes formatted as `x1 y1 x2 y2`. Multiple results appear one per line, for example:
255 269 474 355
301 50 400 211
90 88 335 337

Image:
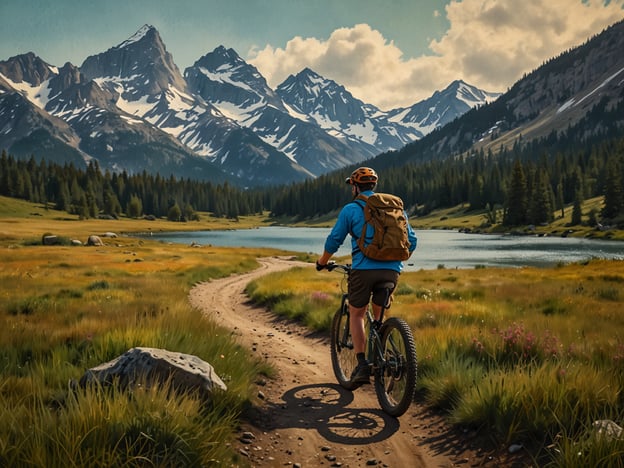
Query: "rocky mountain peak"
116 24 157 50
0 23 508 187
0 52 56 86
80 24 186 97
186 45 282 109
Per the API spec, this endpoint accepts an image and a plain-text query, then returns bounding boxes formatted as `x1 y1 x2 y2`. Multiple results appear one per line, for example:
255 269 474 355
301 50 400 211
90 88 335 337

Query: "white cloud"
248 0 624 110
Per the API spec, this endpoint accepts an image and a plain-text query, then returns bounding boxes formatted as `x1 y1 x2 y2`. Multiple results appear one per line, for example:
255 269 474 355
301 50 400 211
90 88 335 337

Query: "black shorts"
348 269 399 308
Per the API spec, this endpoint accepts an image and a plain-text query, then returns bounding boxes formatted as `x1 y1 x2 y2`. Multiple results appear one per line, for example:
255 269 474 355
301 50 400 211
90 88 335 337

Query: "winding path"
189 256 493 467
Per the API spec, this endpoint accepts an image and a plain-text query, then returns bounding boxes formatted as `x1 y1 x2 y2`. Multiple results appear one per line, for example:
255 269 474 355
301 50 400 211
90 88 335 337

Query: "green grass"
2 194 624 466
0 231 285 466
246 259 624 466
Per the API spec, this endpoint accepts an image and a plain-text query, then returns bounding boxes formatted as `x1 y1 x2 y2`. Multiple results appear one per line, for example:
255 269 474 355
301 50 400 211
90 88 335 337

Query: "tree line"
1 133 623 228
0 152 270 221
270 135 624 228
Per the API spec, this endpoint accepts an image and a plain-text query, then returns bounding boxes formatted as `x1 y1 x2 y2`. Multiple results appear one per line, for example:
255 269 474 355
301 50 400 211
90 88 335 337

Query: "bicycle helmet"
345 167 378 185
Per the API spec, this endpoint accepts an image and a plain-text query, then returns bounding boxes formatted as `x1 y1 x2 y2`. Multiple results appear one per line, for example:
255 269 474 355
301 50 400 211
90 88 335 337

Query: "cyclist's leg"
348 270 372 354
348 270 374 383
349 304 368 354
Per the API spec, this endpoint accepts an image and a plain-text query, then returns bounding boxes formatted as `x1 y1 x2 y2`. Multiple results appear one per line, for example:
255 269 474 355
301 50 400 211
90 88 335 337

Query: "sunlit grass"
0 225 286 465
2 195 624 465
247 258 624 465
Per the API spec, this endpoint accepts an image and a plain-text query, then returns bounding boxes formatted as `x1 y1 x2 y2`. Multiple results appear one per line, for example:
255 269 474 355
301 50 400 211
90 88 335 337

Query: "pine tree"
127 194 143 218
167 203 181 222
529 169 553 225
602 156 623 220
571 188 583 225
504 160 528 226
556 179 565 219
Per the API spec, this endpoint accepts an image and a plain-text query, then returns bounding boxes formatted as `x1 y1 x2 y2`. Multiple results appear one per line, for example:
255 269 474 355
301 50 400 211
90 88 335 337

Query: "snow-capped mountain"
277 68 421 154
184 47 366 175
388 79 501 134
0 24 498 186
80 26 310 185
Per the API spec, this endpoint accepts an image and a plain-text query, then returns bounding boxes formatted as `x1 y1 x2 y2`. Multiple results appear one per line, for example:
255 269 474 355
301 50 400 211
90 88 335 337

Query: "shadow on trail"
256 382 401 445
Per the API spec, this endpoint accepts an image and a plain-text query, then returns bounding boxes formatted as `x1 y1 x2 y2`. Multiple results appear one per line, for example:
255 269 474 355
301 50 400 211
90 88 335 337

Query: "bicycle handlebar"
317 261 350 273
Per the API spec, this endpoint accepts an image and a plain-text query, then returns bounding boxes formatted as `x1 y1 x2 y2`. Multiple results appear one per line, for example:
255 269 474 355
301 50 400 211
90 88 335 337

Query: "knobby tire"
374 317 417 417
329 303 361 391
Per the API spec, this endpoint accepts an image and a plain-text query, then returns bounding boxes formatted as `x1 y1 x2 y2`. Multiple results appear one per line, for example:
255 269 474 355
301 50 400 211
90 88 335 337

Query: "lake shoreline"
136 226 624 271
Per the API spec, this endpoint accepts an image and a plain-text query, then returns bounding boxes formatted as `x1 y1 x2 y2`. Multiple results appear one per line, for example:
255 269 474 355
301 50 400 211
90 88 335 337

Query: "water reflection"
141 227 623 271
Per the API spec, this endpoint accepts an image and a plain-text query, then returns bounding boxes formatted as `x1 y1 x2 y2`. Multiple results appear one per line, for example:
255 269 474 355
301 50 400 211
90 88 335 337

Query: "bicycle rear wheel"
374 317 417 417
330 303 361 390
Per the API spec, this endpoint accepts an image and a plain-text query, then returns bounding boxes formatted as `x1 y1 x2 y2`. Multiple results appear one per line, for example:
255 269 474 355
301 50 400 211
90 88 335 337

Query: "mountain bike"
319 262 417 417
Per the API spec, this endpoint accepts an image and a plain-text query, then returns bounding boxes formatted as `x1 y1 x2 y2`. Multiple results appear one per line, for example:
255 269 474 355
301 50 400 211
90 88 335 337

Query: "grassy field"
1 194 623 466
245 260 624 466
0 196 305 466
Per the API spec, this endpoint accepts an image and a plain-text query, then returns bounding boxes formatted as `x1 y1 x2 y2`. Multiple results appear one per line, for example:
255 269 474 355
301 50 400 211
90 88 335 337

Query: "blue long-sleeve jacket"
324 190 418 272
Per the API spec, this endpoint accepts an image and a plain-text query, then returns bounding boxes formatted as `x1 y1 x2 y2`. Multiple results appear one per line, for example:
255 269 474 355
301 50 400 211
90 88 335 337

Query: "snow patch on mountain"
117 24 153 49
346 120 378 145
558 65 624 114
115 93 154 116
1 74 53 109
198 66 255 94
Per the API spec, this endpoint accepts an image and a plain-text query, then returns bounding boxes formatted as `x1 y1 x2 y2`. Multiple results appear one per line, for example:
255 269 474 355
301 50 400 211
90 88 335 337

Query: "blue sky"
1 0 623 109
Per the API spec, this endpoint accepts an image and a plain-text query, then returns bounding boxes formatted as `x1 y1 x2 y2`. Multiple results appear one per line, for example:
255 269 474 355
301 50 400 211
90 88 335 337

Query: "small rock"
241 431 256 440
594 419 623 440
508 444 523 454
258 391 266 400
366 459 378 466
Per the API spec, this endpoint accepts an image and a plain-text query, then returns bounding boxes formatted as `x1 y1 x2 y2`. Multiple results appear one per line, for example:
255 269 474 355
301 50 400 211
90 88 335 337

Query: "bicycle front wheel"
330 303 360 390
374 317 417 417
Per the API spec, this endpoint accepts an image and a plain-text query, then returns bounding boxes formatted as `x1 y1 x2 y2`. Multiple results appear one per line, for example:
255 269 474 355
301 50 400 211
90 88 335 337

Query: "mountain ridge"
366 19 624 172
0 24 498 186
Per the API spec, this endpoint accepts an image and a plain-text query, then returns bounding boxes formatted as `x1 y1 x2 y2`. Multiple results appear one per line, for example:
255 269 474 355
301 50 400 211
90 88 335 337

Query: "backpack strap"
349 194 368 239
352 193 368 208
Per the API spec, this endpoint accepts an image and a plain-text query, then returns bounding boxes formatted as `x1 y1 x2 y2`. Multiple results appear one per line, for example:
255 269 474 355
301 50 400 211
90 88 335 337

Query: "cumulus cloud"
249 0 624 110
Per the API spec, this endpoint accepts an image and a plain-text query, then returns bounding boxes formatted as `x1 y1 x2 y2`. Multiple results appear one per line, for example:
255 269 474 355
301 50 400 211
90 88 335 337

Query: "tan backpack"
353 193 411 261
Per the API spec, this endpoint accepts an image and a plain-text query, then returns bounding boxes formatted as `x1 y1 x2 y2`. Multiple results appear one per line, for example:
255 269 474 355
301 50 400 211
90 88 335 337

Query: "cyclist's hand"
315 261 326 271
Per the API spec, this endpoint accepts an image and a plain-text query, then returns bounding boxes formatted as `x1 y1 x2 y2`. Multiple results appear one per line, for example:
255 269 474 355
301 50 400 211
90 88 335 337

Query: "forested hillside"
2 128 623 229
0 152 269 221
270 130 624 228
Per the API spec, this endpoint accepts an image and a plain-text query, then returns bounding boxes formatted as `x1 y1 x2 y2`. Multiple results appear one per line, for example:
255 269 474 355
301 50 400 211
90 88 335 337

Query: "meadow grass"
0 215 295 466
2 195 624 465
246 259 624 466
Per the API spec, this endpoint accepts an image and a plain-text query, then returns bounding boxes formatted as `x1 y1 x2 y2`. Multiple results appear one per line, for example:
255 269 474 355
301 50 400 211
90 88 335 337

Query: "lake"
139 227 623 270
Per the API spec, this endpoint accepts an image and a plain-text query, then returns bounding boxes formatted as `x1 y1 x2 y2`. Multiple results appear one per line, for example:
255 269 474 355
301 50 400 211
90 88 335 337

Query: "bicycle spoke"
330 305 360 390
374 317 417 417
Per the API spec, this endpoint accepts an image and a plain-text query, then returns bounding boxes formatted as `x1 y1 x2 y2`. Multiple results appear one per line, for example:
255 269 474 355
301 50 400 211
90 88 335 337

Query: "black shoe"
350 362 371 384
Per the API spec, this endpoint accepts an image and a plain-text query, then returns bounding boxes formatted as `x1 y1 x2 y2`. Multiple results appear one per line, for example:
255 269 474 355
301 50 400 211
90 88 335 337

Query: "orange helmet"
345 167 378 185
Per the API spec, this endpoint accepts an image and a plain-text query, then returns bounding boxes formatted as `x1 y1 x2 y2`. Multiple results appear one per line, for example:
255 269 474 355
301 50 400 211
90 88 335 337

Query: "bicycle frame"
326 261 417 416
335 266 393 373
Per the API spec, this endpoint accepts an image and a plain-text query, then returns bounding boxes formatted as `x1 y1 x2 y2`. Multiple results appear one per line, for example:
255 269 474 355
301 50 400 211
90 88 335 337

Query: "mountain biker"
316 167 417 384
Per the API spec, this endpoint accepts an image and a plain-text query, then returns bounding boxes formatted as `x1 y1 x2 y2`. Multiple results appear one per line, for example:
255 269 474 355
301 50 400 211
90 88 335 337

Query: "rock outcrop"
79 347 227 400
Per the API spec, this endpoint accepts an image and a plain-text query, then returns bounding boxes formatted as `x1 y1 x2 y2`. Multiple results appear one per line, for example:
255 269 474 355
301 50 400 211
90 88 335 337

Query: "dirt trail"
189 256 508 468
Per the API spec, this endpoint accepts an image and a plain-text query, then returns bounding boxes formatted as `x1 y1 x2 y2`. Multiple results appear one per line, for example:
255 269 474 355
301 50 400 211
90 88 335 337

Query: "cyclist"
316 167 417 384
